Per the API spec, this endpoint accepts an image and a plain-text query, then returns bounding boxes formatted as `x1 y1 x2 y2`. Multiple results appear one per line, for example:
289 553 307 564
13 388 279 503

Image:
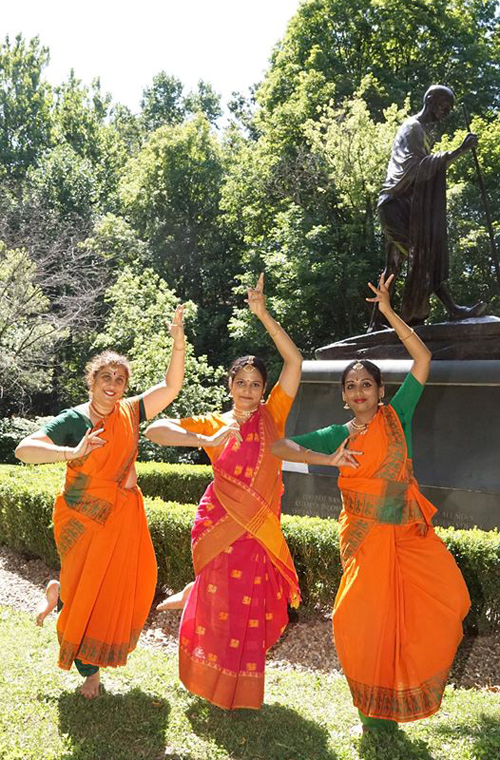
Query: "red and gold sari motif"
53 399 157 670
333 405 470 722
178 397 300 710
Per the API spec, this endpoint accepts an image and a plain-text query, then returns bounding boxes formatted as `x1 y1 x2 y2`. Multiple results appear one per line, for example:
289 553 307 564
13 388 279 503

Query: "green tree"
256 0 500 143
140 72 185 131
52 73 128 210
0 244 58 405
184 80 223 124
120 114 240 363
0 35 53 179
224 95 412 354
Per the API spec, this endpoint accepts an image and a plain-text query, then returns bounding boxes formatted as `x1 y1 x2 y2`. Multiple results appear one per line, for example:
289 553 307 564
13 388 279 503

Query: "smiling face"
342 368 384 416
229 367 266 410
91 364 129 410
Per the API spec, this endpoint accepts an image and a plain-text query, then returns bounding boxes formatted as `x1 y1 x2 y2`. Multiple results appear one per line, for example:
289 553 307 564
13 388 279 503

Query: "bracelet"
173 344 185 351
401 328 415 341
303 448 311 464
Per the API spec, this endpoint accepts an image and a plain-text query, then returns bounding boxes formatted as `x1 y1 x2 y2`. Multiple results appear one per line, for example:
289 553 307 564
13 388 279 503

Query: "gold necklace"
350 414 377 434
232 405 259 421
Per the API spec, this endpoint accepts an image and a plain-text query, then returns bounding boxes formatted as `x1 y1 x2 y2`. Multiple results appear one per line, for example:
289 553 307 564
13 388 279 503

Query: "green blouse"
43 398 147 447
291 372 424 459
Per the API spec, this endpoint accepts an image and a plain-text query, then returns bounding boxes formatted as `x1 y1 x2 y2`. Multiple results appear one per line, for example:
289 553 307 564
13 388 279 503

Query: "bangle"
173 344 185 351
303 448 311 464
401 329 415 342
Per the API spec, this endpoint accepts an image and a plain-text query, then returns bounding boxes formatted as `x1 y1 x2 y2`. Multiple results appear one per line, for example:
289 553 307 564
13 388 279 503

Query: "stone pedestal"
282 359 500 530
316 316 500 360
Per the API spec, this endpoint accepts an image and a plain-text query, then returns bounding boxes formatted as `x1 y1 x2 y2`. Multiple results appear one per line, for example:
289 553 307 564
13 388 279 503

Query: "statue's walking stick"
461 103 500 290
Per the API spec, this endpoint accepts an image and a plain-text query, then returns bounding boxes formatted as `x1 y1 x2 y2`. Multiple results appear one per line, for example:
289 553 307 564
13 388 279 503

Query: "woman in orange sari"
15 307 185 697
146 274 302 710
272 275 470 732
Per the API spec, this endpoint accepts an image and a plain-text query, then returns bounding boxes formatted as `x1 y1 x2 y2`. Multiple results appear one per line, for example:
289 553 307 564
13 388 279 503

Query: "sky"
2 0 303 113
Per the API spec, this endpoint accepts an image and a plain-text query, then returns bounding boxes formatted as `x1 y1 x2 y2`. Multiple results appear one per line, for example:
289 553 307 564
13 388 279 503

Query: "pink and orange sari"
178 384 300 709
53 398 157 671
333 405 470 722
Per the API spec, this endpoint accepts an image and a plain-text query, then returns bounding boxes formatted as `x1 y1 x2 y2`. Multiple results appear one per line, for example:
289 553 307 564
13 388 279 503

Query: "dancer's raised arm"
247 273 302 398
366 273 431 384
141 304 186 419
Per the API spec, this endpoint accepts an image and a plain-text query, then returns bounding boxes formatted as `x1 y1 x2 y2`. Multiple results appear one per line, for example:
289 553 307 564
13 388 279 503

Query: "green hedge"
0 464 499 634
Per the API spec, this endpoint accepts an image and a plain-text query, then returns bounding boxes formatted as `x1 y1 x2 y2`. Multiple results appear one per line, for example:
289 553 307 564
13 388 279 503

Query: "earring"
343 401 350 410
378 399 384 406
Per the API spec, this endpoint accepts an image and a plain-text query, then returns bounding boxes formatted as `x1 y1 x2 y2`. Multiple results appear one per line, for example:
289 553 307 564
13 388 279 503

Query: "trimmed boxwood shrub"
136 462 212 503
0 464 498 633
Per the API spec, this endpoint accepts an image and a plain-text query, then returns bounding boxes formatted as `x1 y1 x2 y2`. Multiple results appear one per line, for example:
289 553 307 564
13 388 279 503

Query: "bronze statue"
371 85 486 330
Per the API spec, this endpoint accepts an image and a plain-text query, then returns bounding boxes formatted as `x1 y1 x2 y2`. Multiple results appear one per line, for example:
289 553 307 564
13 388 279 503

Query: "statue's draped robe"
378 117 448 324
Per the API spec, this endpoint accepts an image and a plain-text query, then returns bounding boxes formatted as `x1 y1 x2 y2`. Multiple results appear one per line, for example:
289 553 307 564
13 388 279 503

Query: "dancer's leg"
156 581 194 611
35 580 60 626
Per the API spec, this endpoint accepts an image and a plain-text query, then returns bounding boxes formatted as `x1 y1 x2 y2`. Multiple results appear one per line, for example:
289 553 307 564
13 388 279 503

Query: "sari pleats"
55 400 157 671
333 406 470 722
180 535 287 709
178 402 299 709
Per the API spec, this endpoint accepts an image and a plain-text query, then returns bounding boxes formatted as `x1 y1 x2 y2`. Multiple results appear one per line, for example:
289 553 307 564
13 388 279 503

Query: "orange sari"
333 405 470 722
53 399 157 670
178 384 300 709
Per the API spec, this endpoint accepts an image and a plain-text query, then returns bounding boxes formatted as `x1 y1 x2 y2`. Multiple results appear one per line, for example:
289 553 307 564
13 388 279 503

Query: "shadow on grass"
357 727 438 760
186 698 339 760
56 686 170 760
434 711 500 760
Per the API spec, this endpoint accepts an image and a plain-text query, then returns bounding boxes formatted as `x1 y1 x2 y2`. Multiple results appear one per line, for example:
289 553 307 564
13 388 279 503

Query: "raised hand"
325 438 362 469
168 304 185 347
365 272 395 315
70 427 106 460
246 273 266 319
202 423 243 449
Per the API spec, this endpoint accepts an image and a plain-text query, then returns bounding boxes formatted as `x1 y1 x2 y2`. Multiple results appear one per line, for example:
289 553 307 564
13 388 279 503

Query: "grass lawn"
0 606 498 760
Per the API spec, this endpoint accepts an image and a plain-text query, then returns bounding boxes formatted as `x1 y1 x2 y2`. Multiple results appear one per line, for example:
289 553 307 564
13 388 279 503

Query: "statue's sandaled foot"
449 300 487 321
36 580 60 626
156 581 194 611
78 670 101 699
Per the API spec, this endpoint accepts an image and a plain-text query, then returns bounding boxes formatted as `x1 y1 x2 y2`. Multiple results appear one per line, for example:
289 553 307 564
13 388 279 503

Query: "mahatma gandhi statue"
371 85 486 330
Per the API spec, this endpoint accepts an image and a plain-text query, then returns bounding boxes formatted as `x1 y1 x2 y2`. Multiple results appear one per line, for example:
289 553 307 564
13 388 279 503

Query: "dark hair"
341 359 383 389
228 355 267 387
85 351 131 390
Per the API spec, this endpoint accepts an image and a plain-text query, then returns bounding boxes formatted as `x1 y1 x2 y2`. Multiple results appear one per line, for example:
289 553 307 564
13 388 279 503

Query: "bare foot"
79 670 101 698
36 580 60 626
156 581 194 611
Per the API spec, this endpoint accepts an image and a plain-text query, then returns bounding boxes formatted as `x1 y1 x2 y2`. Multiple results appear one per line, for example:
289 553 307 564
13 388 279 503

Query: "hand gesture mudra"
326 438 362 469
70 427 106 460
246 273 266 318
366 272 395 315
204 423 243 449
168 304 185 345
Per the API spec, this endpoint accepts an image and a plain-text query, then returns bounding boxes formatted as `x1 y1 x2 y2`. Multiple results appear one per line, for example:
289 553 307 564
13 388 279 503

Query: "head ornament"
242 356 255 373
352 361 364 371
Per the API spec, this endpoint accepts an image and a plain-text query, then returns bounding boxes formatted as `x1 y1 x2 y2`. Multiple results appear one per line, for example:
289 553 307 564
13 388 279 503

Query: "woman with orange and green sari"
146 274 302 710
15 307 186 698
272 274 470 733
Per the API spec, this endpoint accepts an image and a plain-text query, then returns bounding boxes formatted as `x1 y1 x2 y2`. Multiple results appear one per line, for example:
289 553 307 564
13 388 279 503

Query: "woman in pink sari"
146 274 302 709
